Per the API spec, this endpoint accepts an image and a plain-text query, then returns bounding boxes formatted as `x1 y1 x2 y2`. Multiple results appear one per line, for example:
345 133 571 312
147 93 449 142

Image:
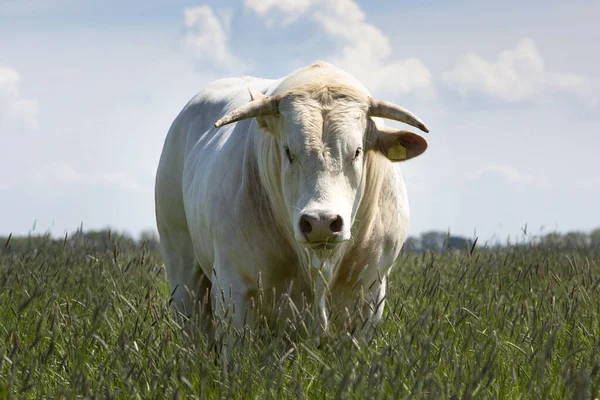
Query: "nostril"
299 215 313 234
329 215 343 233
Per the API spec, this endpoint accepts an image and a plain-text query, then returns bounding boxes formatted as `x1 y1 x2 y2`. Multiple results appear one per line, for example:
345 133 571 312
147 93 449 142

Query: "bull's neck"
352 151 389 245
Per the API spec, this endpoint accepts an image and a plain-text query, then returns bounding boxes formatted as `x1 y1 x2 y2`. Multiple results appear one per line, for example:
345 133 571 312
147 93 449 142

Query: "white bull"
155 62 429 333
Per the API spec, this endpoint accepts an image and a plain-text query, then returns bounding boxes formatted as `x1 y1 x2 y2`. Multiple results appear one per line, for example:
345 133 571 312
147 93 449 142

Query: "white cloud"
313 0 433 96
245 0 315 16
468 164 548 187
244 0 317 26
182 6 238 70
0 65 39 131
246 0 434 96
443 38 598 104
33 162 141 191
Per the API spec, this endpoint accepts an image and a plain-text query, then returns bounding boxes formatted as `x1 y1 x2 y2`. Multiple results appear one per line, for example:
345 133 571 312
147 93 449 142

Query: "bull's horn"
214 87 281 128
368 97 429 133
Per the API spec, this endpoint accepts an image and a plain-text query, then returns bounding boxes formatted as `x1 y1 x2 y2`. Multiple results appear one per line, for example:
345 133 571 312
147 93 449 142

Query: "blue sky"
1 0 598 243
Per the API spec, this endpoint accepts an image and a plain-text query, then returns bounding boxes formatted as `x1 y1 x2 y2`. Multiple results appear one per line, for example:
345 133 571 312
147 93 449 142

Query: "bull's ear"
370 125 428 162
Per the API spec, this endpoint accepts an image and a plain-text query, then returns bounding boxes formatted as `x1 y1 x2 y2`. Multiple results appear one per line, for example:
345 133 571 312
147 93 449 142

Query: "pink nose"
299 212 344 243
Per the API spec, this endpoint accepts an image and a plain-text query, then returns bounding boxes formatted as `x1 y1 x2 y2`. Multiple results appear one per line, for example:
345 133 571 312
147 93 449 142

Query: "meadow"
1 232 599 399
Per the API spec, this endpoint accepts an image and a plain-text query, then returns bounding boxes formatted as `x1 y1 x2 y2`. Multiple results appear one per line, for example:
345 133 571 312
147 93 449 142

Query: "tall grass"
1 234 599 398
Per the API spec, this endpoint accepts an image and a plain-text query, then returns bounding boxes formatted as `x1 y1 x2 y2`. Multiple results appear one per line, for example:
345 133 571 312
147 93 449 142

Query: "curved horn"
368 97 429 133
214 88 281 128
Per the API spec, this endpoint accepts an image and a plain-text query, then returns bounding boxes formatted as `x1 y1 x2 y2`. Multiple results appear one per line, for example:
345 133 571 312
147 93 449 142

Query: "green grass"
1 235 600 399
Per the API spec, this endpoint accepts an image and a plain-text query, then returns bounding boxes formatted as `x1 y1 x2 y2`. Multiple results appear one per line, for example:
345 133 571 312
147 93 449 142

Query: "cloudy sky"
1 0 598 243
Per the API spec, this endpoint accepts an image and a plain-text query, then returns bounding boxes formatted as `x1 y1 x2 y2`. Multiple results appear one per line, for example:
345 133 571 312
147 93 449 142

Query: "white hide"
155 62 421 332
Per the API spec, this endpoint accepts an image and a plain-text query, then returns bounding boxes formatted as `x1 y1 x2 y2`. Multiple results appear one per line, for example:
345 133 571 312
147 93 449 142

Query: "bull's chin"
310 242 338 251
297 240 347 251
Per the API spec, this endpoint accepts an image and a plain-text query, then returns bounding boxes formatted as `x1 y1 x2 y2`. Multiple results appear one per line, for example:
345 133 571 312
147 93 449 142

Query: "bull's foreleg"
360 272 388 338
209 254 259 366
210 278 256 334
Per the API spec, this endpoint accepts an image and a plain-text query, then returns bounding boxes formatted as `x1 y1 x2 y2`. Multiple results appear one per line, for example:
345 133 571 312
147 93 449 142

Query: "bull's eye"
353 147 362 161
284 146 294 163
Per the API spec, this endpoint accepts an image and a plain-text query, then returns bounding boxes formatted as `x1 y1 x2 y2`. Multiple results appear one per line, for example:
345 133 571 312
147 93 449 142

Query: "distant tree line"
1 228 160 254
536 228 600 249
403 228 600 252
2 227 600 254
403 231 474 253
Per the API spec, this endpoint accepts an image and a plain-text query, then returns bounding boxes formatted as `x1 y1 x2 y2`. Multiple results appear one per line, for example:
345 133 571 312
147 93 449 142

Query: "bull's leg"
209 253 259 367
210 263 256 332
158 222 211 320
361 273 388 338
369 274 387 322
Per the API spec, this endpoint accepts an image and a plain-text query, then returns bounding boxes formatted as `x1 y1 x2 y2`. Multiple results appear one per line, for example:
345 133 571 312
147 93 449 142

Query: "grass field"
1 234 599 399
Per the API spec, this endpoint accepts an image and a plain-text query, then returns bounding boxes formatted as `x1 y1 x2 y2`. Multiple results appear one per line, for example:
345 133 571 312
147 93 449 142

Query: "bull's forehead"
281 93 367 146
286 106 364 149
280 84 367 125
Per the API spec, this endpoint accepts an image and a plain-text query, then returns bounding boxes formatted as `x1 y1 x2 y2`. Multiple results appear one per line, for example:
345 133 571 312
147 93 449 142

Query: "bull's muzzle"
299 211 344 247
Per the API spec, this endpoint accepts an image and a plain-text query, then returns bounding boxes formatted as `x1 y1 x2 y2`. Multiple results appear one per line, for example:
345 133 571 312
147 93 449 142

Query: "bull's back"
156 77 274 207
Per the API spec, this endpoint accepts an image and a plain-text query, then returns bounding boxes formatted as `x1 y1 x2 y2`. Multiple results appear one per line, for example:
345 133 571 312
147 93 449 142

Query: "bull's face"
214 84 430 251
278 96 366 249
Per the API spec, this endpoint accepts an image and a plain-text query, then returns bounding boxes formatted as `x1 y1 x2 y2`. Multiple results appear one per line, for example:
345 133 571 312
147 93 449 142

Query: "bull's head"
214 85 428 251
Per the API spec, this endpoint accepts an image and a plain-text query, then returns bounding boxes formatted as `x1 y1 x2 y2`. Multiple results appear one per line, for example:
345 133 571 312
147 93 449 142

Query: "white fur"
155 62 411 331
